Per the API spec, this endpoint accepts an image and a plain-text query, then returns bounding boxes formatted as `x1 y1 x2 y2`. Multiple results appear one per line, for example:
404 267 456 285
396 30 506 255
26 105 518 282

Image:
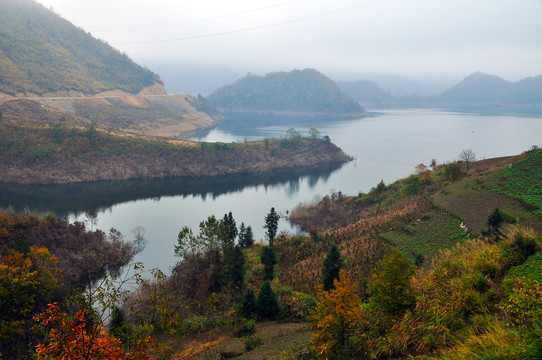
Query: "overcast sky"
36 0 542 83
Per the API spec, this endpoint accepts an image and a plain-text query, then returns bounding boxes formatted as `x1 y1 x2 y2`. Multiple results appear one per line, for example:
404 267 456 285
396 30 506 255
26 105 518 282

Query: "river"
1 109 540 273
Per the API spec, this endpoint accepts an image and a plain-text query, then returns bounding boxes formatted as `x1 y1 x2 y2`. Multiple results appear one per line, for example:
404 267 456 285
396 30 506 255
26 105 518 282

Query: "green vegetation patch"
506 251 542 284
379 209 468 264
492 150 542 215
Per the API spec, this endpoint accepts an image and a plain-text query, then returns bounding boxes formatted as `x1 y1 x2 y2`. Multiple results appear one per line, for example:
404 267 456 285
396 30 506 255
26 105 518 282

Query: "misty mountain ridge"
340 71 542 113
207 69 365 115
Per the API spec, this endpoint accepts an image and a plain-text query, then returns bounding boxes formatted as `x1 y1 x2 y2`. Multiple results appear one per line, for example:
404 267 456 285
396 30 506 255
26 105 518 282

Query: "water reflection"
0 162 345 217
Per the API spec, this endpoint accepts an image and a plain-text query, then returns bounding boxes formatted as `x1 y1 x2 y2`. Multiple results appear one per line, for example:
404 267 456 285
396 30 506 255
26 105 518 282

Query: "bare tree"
459 148 476 170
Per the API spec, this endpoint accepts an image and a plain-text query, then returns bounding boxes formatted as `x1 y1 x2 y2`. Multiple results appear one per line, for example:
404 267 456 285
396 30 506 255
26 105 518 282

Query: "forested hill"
207 69 365 115
0 0 160 95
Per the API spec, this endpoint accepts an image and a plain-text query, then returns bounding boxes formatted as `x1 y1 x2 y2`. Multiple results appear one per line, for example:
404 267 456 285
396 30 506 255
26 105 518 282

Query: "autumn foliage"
34 303 154 360
310 270 361 359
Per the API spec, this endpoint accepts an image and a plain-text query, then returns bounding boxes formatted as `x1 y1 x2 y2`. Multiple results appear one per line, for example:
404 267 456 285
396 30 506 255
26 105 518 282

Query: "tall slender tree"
264 207 280 247
222 211 238 249
260 246 277 281
238 223 254 248
256 281 279 319
322 244 343 291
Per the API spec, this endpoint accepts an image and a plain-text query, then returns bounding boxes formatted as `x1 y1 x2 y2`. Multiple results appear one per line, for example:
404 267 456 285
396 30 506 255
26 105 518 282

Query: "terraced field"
379 208 468 264
492 150 542 215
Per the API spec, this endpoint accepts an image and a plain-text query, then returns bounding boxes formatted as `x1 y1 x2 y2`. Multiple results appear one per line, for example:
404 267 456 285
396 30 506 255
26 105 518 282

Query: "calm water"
2 109 540 273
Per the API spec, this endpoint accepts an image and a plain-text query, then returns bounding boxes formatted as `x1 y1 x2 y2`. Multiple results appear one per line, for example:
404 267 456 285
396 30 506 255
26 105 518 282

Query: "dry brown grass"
174 322 310 360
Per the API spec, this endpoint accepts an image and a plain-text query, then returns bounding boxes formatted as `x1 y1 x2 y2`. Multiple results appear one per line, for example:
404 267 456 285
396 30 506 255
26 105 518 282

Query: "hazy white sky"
36 0 542 81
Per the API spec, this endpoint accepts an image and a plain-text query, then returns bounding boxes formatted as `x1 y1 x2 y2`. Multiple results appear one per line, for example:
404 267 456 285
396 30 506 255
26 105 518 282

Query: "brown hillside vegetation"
278 198 424 296
0 125 351 184
0 88 222 138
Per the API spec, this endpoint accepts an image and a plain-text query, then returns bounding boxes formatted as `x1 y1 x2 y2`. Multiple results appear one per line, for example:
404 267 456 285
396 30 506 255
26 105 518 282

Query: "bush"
235 319 256 337
245 335 263 351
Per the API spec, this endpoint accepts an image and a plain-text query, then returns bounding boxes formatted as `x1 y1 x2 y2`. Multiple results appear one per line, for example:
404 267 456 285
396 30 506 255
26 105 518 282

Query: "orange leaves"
310 270 362 359
34 303 154 360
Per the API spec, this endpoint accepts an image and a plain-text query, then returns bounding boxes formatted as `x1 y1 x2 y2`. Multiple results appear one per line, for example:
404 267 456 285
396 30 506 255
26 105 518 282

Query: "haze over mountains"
1 0 540 140
338 72 542 113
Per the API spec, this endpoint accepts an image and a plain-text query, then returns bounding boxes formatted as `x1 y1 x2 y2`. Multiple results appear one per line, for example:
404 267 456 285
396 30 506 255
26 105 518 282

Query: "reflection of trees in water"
0 163 345 217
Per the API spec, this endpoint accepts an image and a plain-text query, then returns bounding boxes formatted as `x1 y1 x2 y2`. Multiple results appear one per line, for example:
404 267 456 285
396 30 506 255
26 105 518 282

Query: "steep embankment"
0 125 351 184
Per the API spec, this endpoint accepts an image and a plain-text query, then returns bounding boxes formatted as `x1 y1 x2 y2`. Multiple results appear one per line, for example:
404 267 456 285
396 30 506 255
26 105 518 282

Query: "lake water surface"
2 109 540 273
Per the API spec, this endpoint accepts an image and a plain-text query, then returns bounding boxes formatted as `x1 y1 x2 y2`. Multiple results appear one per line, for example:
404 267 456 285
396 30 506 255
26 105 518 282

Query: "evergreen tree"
322 244 343 291
240 289 256 318
367 249 415 314
256 281 279 319
487 207 504 233
264 207 280 247
222 211 238 249
226 245 245 290
238 223 255 248
208 249 224 293
260 246 277 281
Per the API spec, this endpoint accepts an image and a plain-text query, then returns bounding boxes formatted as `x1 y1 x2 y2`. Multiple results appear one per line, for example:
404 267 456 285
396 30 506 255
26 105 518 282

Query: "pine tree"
238 223 255 248
256 281 279 319
264 207 280 247
226 245 245 289
240 289 256 318
487 207 504 233
222 211 238 250
322 244 343 291
260 246 277 281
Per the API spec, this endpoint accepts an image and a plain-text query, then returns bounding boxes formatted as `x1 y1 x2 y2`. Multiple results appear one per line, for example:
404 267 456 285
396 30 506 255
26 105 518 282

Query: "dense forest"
1 148 541 359
207 69 365 115
0 0 160 95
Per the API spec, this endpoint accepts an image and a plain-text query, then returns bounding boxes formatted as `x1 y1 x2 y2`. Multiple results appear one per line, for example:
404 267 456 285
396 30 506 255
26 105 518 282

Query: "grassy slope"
0 0 158 95
434 152 542 233
379 208 468 264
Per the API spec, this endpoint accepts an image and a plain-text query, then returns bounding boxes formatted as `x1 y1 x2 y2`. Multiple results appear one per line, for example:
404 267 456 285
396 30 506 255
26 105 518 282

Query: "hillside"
0 0 160 95
207 69 365 115
0 0 221 137
0 123 352 184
